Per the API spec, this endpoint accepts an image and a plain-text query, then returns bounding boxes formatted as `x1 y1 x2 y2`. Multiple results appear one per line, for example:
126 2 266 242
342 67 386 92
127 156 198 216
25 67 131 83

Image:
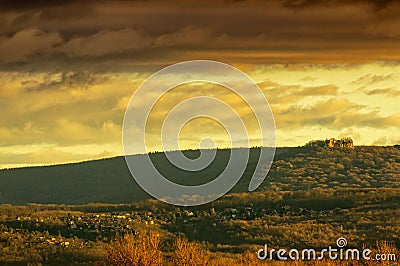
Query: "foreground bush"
105 229 163 266
171 237 211 266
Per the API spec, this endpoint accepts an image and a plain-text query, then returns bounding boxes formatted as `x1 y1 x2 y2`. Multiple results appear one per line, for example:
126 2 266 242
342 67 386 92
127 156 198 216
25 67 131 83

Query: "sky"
0 0 399 168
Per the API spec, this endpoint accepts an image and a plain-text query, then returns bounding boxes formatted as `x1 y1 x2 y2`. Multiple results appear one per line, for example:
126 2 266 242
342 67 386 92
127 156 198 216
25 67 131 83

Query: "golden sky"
0 0 399 168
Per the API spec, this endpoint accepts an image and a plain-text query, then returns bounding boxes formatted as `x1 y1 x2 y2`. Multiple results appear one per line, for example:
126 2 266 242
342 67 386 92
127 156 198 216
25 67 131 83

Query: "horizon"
1 143 397 170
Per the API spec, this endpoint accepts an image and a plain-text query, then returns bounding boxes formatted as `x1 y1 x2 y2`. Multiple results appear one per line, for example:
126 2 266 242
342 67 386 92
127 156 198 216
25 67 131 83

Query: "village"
0 204 339 248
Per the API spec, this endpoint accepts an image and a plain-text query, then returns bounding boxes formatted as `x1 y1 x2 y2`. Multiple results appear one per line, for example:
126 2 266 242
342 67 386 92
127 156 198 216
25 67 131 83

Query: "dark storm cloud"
0 0 81 10
0 0 399 71
281 0 400 9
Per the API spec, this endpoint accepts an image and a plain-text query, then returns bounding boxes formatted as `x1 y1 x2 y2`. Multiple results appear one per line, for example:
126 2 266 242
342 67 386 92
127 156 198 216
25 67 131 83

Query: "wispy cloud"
364 87 400 97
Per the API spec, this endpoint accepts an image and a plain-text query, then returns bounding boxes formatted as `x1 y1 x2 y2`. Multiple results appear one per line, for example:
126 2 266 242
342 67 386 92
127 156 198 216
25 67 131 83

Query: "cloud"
0 71 132 148
0 0 399 69
371 136 400 146
0 122 46 146
259 80 338 104
365 1 400 37
51 119 121 146
296 84 339 96
0 0 84 11
58 27 152 57
155 26 216 48
0 143 121 168
114 95 132 111
298 76 319 82
365 87 400 97
281 0 399 10
25 71 108 92
0 28 62 63
0 146 92 165
350 73 396 86
0 118 122 147
368 20 400 38
273 98 400 129
337 128 361 141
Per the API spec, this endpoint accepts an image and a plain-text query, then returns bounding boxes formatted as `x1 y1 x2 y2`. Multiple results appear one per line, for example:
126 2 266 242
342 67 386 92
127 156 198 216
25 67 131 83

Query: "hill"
0 146 399 204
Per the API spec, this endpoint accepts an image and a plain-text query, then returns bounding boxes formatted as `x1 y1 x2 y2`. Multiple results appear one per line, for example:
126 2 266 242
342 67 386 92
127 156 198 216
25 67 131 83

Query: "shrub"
105 229 163 266
171 236 212 266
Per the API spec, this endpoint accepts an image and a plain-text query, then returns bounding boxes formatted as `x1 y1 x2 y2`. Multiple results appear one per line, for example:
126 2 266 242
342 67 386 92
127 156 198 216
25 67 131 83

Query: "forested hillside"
0 146 399 204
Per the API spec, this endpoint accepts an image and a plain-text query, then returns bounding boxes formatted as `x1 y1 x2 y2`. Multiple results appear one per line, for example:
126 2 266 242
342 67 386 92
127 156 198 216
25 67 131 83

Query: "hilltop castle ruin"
325 137 354 149
306 137 354 149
